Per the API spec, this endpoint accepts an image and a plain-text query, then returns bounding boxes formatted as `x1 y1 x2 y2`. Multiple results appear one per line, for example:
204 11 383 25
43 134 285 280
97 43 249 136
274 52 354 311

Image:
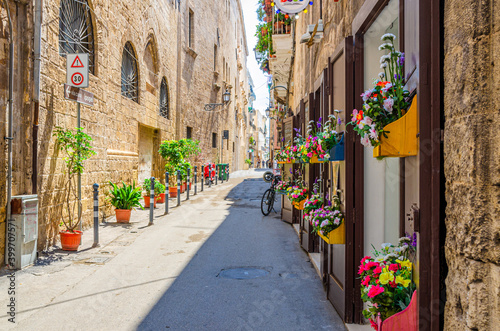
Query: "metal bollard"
194 166 198 195
209 165 212 188
148 177 155 226
215 166 218 185
92 183 99 247
201 165 204 192
177 170 181 206
221 165 224 184
165 172 169 215
187 168 190 200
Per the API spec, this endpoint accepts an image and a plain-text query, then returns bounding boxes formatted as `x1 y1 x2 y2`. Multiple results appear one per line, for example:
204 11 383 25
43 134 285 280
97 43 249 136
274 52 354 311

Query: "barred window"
121 42 139 102
159 77 169 118
59 0 95 74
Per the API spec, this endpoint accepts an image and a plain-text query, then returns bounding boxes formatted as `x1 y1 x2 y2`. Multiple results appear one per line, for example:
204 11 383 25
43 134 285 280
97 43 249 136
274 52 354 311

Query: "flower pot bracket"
373 95 419 158
318 221 345 244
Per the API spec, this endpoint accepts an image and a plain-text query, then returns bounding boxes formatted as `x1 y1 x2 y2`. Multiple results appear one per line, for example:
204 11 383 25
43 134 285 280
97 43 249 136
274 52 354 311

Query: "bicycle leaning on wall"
261 171 282 216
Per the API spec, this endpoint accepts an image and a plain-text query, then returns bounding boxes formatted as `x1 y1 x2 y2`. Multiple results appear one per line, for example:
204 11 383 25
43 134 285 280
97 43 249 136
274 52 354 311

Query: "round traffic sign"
71 72 84 86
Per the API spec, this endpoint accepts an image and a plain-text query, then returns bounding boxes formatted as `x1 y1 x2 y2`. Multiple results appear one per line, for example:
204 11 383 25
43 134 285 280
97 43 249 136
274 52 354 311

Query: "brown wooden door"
319 37 357 322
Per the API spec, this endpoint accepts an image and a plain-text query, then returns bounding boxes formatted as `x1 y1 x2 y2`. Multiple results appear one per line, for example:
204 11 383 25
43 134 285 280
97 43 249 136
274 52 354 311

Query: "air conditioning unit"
7 195 38 269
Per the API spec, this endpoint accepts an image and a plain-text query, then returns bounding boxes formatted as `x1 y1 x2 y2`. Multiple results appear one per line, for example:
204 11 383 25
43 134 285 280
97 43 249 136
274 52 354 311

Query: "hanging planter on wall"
318 222 345 245
373 96 419 158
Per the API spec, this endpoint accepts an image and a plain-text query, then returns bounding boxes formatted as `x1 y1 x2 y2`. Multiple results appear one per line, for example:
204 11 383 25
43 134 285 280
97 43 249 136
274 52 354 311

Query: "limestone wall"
443 0 500 329
0 0 251 263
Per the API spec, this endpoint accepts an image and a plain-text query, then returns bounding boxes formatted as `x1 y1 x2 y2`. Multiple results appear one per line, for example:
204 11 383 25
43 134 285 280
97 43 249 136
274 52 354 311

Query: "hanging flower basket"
373 96 419 158
292 199 307 210
318 221 345 244
320 135 345 162
309 156 324 163
379 290 418 331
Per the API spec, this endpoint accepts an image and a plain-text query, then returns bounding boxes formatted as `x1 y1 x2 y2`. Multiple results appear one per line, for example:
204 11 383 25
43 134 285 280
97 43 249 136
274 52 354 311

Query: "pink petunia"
367 285 385 298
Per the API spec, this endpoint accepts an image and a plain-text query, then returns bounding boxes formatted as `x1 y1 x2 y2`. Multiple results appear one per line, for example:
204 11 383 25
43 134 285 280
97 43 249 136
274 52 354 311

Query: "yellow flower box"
373 96 419 158
318 221 345 244
292 199 307 210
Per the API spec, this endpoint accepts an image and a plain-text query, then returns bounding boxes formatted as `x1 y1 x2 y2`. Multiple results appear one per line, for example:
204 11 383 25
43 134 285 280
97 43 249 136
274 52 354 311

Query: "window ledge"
186 47 198 59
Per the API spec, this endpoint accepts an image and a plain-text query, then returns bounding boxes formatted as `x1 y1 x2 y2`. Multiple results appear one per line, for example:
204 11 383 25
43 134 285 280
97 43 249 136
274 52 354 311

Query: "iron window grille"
59 0 95 74
121 42 139 102
159 77 169 118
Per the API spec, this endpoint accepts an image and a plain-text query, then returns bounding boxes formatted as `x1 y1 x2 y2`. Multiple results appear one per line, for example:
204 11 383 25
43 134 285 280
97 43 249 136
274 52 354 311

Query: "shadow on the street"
136 176 345 331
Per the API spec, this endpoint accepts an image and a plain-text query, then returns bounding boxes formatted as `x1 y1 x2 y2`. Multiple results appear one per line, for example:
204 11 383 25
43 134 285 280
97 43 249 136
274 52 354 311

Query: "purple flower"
337 118 342 125
412 232 417 248
317 122 322 129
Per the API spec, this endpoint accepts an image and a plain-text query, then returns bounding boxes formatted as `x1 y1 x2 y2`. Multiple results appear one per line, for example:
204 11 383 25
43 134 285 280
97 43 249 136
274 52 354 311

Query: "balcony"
269 20 293 100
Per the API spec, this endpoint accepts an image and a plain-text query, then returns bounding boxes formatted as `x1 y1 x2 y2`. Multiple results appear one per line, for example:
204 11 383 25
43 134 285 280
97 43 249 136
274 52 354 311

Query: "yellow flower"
379 272 395 285
395 275 411 288
396 259 412 270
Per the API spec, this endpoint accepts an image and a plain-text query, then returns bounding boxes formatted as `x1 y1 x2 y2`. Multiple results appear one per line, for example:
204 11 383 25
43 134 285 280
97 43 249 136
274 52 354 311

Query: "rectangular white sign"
66 53 89 88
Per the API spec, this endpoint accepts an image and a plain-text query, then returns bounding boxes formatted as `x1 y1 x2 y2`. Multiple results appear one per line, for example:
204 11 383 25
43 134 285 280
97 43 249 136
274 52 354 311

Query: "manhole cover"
218 267 270 280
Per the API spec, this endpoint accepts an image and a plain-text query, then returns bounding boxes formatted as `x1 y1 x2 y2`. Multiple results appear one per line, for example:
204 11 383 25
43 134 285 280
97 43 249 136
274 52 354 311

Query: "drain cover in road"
219 267 269 280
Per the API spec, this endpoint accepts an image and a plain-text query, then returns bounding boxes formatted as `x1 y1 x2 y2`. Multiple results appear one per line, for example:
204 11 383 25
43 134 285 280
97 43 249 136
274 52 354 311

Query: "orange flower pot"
157 193 166 204
169 187 178 198
115 209 132 223
59 230 82 251
143 195 157 208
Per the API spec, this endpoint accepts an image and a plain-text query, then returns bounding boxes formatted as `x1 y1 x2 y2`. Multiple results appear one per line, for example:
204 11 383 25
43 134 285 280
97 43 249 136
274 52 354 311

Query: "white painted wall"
362 0 401 257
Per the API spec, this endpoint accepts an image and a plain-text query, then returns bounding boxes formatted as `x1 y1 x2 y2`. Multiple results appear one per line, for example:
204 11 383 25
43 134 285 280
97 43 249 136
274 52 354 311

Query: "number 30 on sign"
66 53 89 88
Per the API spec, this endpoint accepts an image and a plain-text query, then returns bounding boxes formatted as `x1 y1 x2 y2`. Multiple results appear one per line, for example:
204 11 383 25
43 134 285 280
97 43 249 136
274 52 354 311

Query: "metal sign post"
65 54 90 235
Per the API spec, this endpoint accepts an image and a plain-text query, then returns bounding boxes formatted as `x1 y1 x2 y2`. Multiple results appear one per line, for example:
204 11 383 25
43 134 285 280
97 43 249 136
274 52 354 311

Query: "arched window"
59 0 95 74
159 77 169 119
121 42 139 102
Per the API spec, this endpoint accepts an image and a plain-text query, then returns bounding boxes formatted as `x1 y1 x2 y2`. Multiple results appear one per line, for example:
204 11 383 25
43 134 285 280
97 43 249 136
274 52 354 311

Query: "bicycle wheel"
261 189 274 216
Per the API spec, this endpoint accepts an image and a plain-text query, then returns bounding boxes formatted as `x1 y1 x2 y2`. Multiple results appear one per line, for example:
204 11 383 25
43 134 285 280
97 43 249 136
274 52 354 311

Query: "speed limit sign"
66 53 89 88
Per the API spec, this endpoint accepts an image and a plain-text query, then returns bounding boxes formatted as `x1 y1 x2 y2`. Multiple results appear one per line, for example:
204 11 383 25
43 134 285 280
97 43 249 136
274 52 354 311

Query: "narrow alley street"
0 170 345 331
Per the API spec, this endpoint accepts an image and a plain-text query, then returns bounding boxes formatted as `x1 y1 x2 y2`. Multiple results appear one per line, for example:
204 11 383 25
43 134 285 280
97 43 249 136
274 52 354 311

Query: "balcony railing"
273 21 291 35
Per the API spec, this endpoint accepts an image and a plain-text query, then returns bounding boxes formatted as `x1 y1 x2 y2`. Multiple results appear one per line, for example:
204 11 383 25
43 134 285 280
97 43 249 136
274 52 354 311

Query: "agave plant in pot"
53 127 96 251
107 181 143 223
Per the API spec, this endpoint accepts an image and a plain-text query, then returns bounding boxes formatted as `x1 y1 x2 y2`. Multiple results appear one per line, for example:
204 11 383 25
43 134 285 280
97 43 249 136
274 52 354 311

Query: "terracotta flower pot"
169 187 178 198
157 193 166 204
59 230 82 251
115 209 132 223
143 195 157 208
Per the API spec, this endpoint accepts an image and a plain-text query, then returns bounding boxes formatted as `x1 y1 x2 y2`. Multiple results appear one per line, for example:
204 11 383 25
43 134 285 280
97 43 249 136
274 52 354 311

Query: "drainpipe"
33 0 42 194
3 0 14 266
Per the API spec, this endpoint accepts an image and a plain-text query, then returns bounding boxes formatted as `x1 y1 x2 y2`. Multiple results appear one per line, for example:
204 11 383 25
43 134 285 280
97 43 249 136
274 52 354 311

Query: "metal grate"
59 0 95 73
159 77 169 118
121 42 139 102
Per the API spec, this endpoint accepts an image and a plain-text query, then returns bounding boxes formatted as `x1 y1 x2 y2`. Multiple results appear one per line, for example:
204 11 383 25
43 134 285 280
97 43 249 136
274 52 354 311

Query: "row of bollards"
91 164 228 247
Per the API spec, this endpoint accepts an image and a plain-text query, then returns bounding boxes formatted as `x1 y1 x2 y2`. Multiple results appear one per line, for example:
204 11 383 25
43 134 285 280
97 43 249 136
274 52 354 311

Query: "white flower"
375 256 385 262
381 33 396 41
379 54 391 63
380 63 388 69
399 237 411 244
378 72 385 79
381 243 393 249
378 43 393 51
360 135 371 147
324 153 330 159
334 109 342 113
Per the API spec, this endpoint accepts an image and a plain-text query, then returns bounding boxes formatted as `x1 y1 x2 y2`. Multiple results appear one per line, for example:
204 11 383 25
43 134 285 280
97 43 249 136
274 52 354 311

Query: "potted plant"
156 182 166 203
165 164 178 197
53 127 96 251
245 158 252 169
310 196 345 244
359 237 417 329
349 34 417 158
142 178 163 208
107 181 143 223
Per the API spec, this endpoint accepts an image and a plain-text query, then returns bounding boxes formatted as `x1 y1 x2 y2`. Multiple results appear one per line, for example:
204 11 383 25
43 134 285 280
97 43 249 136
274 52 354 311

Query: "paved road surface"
0 169 345 331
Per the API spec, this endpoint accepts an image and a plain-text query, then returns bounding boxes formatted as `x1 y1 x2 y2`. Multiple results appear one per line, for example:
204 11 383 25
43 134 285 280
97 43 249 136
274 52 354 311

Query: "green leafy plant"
107 181 144 210
178 160 191 181
142 178 165 197
53 127 96 232
245 159 252 165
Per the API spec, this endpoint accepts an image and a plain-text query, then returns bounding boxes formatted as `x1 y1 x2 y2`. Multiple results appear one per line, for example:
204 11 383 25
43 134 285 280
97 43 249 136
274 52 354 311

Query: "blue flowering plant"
349 34 410 148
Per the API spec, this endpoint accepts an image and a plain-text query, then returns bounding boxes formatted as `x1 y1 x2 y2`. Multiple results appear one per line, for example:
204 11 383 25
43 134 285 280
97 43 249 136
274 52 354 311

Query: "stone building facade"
269 0 498 329
0 0 252 264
